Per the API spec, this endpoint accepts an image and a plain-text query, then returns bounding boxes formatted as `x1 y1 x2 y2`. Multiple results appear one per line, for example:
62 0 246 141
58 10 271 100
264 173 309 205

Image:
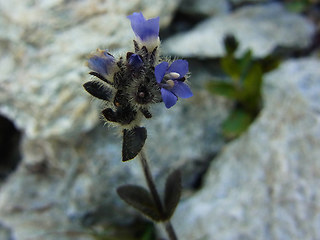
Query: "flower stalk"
83 12 189 240
138 150 178 240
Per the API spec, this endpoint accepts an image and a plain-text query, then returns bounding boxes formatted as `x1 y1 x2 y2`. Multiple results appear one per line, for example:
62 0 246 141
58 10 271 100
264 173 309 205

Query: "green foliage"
206 34 280 139
222 109 253 139
90 221 155 240
206 81 238 99
284 0 313 13
140 224 155 240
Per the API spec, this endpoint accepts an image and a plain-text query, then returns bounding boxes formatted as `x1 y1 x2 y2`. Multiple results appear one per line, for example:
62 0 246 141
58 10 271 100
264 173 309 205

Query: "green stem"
138 150 178 240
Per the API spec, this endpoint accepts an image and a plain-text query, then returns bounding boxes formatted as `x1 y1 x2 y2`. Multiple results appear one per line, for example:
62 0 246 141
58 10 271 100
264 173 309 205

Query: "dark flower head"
127 12 160 51
155 60 193 108
84 12 193 161
87 49 116 78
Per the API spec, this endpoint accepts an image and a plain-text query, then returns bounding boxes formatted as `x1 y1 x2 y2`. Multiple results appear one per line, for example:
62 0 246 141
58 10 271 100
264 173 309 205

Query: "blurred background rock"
0 0 319 239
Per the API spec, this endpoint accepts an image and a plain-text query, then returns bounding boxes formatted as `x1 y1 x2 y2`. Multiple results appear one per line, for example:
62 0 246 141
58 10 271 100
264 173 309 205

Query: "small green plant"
206 35 279 139
284 0 315 13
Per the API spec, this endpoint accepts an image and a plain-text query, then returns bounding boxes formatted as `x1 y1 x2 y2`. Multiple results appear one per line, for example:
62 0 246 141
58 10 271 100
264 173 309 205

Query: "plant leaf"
222 109 253 139
223 34 239 55
285 1 308 13
83 81 113 101
163 169 182 220
260 55 280 73
243 63 263 99
221 55 240 80
206 81 238 99
122 127 147 161
117 185 162 222
239 49 253 82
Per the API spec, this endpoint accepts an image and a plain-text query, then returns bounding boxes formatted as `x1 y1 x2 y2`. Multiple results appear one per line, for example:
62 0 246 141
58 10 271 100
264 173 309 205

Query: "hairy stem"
138 150 178 240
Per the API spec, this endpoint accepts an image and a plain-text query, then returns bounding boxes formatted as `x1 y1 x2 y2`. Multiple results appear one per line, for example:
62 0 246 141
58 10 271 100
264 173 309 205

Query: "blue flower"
155 60 193 108
87 50 116 77
127 12 160 47
128 53 143 69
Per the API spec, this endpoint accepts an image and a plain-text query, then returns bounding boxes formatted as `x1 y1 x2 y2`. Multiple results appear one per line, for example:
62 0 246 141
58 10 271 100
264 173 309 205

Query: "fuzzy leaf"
206 81 238 99
122 127 147 161
117 185 162 221
163 169 182 220
89 71 113 85
222 109 253 139
83 81 113 101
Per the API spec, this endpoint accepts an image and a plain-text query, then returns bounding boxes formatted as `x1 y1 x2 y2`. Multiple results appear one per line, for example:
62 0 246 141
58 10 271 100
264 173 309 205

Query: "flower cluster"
84 12 192 161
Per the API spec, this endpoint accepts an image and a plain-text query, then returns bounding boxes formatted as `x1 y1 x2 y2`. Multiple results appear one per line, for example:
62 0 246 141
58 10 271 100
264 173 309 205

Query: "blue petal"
88 51 115 76
171 82 193 98
167 60 189 78
128 54 143 69
87 57 108 75
161 88 177 108
155 62 169 83
127 12 159 41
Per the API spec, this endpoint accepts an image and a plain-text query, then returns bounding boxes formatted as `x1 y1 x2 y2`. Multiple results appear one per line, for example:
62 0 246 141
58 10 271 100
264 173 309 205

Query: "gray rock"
172 58 320 240
163 3 316 58
0 223 12 240
0 130 133 240
231 0 270 4
179 0 229 17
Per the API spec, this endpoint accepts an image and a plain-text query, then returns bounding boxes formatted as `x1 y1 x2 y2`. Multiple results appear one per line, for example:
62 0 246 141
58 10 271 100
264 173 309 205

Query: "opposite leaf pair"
117 169 182 222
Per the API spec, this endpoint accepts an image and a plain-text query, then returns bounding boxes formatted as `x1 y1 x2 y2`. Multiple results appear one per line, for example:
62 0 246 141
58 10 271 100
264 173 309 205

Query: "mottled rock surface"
173 58 320 240
179 0 229 17
0 223 12 240
231 0 270 4
163 3 316 58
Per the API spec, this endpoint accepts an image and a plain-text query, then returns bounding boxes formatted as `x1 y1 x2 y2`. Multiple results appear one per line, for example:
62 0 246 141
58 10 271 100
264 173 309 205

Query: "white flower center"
166 80 175 88
165 72 180 80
